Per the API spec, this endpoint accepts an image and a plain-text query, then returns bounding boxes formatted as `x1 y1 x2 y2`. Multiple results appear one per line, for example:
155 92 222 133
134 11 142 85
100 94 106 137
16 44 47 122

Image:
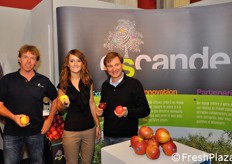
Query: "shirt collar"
110 72 124 87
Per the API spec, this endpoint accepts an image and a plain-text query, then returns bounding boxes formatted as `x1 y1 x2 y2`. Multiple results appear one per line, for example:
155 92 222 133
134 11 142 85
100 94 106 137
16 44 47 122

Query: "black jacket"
100 74 150 137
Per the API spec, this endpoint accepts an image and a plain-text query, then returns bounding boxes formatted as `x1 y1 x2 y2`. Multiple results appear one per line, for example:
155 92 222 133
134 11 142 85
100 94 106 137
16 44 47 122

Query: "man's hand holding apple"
15 114 30 127
114 106 128 118
59 95 70 108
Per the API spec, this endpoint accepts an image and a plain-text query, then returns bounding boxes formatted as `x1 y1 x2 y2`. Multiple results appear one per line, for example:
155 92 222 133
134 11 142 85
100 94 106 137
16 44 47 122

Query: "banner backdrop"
56 2 232 131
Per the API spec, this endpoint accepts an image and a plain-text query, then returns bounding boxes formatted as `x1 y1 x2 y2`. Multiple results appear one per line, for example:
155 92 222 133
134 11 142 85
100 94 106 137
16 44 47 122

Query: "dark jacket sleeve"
127 80 150 118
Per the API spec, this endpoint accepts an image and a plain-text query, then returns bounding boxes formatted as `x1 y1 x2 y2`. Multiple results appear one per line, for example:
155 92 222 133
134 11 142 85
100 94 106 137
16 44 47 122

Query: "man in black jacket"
96 52 150 146
0 45 58 164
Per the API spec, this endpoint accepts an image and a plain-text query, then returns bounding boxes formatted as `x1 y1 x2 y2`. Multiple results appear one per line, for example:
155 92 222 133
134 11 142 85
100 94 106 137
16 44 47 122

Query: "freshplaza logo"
172 152 232 163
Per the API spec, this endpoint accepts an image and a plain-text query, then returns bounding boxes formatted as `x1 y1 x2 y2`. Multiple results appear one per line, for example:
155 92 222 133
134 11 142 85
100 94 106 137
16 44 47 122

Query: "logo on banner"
104 19 144 58
101 19 231 78
102 19 143 76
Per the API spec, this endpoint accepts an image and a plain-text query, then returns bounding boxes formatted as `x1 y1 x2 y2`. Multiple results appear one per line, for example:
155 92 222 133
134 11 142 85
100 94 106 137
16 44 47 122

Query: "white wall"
30 0 54 80
0 7 31 74
0 6 31 152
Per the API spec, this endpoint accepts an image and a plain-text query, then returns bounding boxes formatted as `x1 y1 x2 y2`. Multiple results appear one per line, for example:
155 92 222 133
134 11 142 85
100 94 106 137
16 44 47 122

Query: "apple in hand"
114 105 124 115
20 115 30 125
98 102 107 110
59 95 69 105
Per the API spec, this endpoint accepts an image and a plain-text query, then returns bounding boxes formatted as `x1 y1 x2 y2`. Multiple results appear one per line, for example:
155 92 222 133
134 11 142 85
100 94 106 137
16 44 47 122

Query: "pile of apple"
130 126 177 160
45 115 65 141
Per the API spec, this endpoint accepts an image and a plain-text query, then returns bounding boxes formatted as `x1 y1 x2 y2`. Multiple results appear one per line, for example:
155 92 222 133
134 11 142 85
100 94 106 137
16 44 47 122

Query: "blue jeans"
3 133 44 164
103 136 130 147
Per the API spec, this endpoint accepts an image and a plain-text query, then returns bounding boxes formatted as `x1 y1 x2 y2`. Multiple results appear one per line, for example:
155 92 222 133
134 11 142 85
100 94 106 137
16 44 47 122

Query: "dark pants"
3 133 44 164
103 136 130 147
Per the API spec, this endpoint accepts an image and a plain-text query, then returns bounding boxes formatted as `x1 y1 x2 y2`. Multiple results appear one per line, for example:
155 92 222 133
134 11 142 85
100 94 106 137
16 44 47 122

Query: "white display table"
101 140 210 164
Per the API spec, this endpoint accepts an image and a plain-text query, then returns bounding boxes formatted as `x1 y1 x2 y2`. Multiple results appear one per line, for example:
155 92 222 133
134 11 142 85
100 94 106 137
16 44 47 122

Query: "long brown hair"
59 49 92 93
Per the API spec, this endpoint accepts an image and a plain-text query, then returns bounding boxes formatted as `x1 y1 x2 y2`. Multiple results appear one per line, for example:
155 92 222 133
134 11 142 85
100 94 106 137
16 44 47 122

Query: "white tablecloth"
101 140 210 164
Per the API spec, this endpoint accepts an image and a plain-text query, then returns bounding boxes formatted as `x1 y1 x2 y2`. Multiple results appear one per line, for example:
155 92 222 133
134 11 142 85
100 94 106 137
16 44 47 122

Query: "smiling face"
18 51 37 73
105 56 123 82
68 54 83 74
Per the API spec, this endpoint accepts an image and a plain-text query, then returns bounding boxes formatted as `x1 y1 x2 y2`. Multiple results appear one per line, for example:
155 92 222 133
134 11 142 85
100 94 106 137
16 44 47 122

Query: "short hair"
103 52 123 66
18 44 40 61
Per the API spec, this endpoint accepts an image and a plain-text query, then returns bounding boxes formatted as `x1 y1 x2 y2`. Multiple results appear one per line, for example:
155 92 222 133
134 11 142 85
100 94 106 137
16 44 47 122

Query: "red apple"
60 122 65 129
146 139 159 147
146 144 160 160
48 133 54 140
57 119 63 125
130 136 143 148
56 127 62 132
54 134 60 140
160 138 173 148
46 130 51 136
50 126 56 132
98 102 107 110
20 115 30 125
139 126 153 140
168 137 173 143
53 122 58 128
162 142 177 156
114 105 124 115
151 134 157 141
56 115 64 124
133 140 147 155
155 128 171 144
52 130 58 136
59 130 63 136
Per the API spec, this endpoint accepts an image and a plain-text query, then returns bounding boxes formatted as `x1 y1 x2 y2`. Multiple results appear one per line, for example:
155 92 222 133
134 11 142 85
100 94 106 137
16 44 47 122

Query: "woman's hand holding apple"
59 95 70 107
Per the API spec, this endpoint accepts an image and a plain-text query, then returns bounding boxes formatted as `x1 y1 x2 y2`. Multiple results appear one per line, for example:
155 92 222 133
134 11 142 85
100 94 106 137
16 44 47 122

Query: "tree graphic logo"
104 19 144 58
